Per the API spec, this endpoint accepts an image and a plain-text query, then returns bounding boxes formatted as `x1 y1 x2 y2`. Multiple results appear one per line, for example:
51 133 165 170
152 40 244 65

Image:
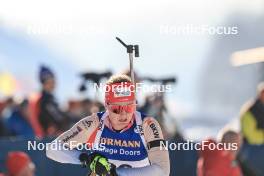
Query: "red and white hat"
6 151 32 176
105 82 135 104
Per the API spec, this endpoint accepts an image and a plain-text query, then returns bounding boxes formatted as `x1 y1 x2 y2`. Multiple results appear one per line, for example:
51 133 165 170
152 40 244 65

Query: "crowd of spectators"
0 66 172 139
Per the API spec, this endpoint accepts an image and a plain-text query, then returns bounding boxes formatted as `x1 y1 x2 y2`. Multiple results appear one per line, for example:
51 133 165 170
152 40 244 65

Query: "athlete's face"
106 101 136 131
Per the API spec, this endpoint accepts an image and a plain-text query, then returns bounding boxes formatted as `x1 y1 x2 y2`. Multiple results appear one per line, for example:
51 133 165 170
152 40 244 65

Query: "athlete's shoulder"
58 113 100 145
142 116 164 140
77 113 100 130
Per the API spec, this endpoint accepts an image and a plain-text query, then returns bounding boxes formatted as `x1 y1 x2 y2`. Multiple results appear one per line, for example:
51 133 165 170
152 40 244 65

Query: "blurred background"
1 0 264 175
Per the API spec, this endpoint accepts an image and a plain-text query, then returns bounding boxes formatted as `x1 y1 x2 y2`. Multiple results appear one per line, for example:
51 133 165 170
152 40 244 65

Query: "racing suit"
46 111 170 176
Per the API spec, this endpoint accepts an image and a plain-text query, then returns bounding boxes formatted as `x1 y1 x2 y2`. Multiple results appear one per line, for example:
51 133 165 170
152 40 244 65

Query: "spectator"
238 83 264 175
240 82 264 145
38 65 69 136
5 99 34 137
197 130 242 176
6 151 35 176
28 93 43 138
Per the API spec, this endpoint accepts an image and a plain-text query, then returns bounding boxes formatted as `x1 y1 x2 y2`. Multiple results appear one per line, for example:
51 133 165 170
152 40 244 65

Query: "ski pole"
115 37 139 85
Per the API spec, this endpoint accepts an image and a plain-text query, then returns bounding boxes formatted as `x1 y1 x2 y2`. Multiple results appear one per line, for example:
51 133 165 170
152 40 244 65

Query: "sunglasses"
107 104 136 114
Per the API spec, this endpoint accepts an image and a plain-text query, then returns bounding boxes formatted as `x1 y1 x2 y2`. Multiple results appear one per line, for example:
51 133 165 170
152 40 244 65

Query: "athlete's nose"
118 109 128 120
119 109 127 116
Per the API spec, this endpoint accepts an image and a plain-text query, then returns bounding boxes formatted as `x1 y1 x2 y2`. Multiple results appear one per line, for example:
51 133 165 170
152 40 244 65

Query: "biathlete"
46 74 170 176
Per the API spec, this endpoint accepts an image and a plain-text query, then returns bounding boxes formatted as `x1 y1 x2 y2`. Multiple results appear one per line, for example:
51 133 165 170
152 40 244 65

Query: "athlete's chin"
118 121 129 126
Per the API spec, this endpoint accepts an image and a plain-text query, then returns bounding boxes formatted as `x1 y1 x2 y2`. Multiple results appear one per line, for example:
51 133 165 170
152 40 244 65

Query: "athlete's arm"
46 113 99 164
116 117 170 176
